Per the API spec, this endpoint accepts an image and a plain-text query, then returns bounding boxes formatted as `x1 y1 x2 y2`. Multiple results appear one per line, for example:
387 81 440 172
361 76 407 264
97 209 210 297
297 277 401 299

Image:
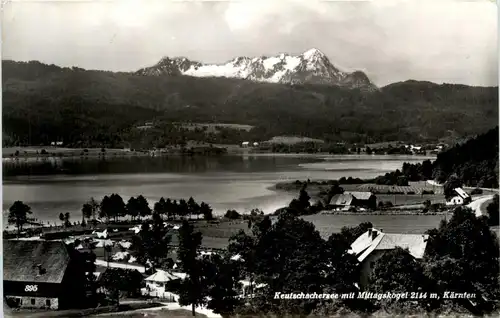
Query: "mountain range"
136 48 377 91
2 56 498 149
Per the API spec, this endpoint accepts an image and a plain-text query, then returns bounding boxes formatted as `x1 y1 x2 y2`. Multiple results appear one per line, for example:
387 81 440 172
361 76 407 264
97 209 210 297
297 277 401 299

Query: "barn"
3 240 88 310
329 191 377 210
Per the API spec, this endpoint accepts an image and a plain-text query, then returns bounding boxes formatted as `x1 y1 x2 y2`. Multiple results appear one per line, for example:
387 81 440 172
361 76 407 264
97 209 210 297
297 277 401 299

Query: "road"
95 259 146 272
467 195 494 217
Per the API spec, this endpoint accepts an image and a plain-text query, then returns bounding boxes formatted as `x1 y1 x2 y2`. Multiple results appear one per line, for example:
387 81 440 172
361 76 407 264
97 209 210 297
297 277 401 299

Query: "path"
95 302 221 318
467 195 494 217
95 260 145 272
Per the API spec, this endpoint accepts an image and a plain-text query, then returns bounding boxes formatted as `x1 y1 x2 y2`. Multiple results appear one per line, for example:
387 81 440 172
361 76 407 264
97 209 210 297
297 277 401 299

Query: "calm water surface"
3 154 437 230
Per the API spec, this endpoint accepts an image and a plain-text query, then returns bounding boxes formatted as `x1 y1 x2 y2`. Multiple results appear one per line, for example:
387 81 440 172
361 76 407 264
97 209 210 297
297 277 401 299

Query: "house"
329 191 376 210
141 270 183 301
349 229 429 289
241 141 250 147
329 193 354 210
446 187 471 206
253 142 259 147
3 240 88 310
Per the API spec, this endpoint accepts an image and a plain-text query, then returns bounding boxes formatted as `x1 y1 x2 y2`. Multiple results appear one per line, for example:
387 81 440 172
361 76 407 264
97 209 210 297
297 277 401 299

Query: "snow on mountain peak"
136 49 377 91
302 48 325 60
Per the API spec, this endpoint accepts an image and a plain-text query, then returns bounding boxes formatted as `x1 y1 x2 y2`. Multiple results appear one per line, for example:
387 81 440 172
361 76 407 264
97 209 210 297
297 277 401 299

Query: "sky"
1 0 498 86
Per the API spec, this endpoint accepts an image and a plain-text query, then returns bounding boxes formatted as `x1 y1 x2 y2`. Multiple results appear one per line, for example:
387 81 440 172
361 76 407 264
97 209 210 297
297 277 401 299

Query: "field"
302 213 449 238
365 141 407 148
264 136 325 144
357 181 444 195
174 122 254 132
2 147 136 158
375 194 445 206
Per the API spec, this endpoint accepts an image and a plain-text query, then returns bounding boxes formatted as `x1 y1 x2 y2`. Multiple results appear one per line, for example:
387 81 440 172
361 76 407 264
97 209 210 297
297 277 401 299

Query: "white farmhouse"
446 187 471 206
349 228 429 289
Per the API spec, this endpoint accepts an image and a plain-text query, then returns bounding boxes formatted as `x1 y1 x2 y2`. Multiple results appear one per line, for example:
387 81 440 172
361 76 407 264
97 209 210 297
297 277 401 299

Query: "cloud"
2 0 497 86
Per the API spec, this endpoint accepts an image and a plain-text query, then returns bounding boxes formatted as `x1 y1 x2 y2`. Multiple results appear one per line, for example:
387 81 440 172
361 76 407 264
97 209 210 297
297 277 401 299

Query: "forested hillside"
396 127 499 188
432 126 499 188
2 60 498 147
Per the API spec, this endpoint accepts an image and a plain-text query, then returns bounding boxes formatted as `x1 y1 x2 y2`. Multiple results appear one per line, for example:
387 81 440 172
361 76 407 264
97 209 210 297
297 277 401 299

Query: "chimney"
368 228 372 236
371 230 378 240
36 264 46 275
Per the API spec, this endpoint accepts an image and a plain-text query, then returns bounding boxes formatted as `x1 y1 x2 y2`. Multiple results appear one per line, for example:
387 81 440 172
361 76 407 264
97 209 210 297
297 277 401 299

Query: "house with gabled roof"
348 228 429 289
446 187 472 206
329 191 376 210
3 240 88 310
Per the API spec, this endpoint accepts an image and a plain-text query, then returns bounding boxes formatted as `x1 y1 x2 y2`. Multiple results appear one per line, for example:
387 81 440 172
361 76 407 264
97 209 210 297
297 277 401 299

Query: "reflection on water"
3 154 432 225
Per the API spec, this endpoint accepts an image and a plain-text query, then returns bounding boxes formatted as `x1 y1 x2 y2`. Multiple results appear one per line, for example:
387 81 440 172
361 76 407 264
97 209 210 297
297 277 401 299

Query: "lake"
2 154 438 231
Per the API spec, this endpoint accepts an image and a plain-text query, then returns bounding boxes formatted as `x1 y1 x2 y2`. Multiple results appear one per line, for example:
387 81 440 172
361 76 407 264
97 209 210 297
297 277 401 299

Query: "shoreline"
2 146 437 160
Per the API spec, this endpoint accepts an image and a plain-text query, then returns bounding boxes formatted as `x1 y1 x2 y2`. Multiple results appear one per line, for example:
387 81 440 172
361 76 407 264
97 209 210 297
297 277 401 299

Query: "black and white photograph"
1 0 499 317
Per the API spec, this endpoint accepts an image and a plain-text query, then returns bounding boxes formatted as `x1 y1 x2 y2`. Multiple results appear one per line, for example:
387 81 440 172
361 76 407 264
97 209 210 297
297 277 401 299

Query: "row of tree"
6 195 215 236
81 195 214 224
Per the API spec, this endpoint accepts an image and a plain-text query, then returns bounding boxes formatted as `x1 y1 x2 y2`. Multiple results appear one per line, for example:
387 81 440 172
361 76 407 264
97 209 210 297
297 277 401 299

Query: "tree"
298 185 311 209
8 201 32 235
187 197 200 219
87 197 100 227
136 195 151 219
205 254 243 315
178 199 189 220
340 222 373 245
487 194 499 226
424 207 500 308
126 197 140 221
82 203 92 220
327 182 344 202
252 212 329 314
369 247 428 313
168 199 177 220
82 203 92 225
165 198 174 220
130 221 172 272
64 212 71 227
176 220 205 316
101 268 144 299
101 194 126 222
99 268 143 305
154 197 167 220
288 185 311 215
423 199 432 212
59 212 65 226
200 202 213 220
99 195 112 222
443 174 463 200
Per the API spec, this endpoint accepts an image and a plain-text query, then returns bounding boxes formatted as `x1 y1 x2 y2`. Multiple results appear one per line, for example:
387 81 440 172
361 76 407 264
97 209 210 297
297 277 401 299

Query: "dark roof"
3 240 70 284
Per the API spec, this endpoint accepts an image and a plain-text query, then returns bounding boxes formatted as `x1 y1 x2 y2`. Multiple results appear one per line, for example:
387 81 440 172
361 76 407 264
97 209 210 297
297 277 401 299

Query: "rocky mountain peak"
136 48 377 91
